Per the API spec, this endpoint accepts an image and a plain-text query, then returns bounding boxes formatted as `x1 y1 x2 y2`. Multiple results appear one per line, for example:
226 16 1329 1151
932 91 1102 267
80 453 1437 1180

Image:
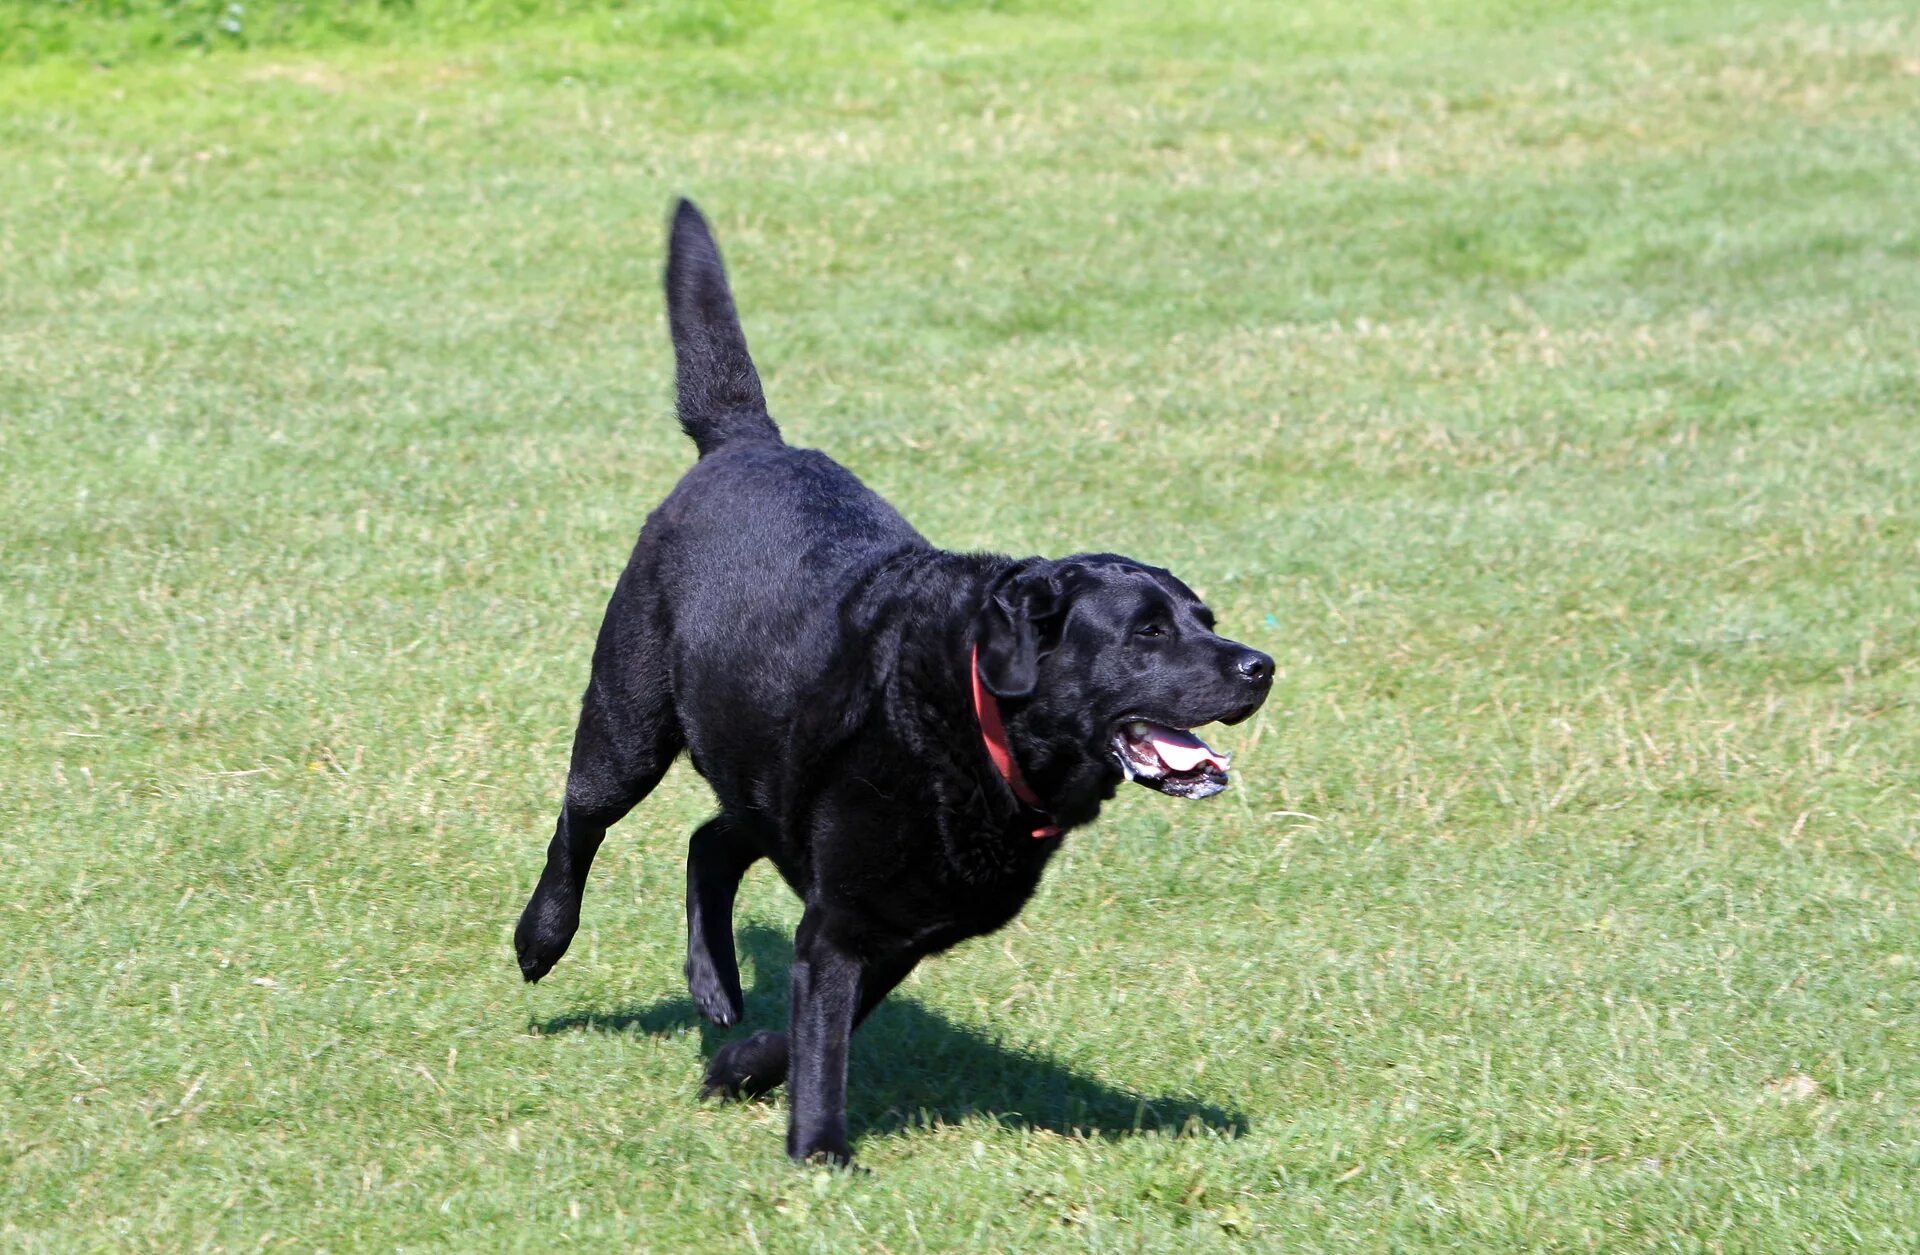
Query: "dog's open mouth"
1112 720 1232 800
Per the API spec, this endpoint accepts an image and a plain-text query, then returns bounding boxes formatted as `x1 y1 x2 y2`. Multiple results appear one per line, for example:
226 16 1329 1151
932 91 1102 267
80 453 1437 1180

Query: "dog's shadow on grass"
534 923 1247 1143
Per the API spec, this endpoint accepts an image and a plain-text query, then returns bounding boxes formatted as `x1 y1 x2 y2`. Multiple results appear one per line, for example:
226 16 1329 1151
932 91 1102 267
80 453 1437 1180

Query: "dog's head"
974 554 1272 809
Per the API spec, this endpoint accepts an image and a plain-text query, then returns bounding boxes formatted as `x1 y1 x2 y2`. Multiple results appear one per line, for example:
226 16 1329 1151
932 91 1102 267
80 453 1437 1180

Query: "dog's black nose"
1236 650 1273 685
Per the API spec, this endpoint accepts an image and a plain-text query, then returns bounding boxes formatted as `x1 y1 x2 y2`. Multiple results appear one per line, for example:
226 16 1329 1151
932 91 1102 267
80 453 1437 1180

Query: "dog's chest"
930 821 1058 931
812 813 1056 945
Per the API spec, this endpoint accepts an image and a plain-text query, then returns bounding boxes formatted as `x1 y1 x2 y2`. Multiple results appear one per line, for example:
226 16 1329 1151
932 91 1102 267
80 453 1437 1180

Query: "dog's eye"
1136 622 1168 639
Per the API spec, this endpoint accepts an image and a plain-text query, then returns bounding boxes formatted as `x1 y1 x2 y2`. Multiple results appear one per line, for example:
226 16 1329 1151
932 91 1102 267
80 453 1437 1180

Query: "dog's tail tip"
664 197 781 457
671 196 710 235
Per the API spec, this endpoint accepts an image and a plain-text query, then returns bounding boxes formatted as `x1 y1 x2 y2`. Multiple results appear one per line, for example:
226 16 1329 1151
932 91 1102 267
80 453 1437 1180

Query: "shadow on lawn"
534 922 1247 1142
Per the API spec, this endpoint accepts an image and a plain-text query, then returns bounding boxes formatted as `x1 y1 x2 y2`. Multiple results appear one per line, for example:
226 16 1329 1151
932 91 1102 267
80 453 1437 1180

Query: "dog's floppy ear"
975 562 1066 699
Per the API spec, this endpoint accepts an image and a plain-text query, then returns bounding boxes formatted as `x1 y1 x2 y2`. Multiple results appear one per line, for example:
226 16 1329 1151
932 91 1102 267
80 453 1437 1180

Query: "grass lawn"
4 0 1918 1248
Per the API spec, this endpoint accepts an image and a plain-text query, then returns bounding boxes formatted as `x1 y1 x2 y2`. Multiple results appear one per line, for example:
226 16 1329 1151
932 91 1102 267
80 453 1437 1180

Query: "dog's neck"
968 646 1062 839
850 549 1114 836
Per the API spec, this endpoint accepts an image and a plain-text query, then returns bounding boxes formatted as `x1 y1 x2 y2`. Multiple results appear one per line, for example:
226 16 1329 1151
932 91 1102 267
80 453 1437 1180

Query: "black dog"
514 201 1272 1165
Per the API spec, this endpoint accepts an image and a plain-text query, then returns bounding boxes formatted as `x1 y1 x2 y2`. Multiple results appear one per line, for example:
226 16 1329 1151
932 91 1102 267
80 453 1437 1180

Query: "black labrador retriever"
514 201 1273 1164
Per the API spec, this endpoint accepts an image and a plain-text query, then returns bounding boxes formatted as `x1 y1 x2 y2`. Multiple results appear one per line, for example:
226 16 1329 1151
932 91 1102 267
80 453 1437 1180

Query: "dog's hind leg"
514 677 679 983
684 814 761 1026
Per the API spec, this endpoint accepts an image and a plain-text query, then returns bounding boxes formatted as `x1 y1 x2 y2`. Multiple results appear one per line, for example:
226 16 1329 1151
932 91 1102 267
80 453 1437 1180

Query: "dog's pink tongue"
1147 727 1229 773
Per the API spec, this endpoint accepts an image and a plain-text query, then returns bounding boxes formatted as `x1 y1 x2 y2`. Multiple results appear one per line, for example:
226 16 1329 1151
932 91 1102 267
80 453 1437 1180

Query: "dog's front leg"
785 907 862 1165
702 938 917 1109
685 814 760 1026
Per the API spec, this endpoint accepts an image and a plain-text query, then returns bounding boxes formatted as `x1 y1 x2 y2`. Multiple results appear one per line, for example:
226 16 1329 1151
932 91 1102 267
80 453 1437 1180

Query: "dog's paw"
701 1030 789 1100
787 1129 855 1168
513 894 578 983
684 956 744 1027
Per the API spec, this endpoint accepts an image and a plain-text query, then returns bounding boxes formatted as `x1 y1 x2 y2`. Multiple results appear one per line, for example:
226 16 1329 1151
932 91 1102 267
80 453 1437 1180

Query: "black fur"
513 200 1273 1165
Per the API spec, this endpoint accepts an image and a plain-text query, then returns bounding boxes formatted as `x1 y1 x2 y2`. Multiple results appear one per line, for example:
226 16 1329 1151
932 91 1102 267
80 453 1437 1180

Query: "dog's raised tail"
664 199 781 456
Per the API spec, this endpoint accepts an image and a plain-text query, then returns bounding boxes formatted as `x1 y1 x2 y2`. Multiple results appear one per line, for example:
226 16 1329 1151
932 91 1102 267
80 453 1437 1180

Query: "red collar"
969 646 1062 839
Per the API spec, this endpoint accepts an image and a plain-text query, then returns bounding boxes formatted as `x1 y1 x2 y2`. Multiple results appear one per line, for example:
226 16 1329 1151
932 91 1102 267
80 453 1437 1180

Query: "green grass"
4 0 1919 1248
1 0 798 64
